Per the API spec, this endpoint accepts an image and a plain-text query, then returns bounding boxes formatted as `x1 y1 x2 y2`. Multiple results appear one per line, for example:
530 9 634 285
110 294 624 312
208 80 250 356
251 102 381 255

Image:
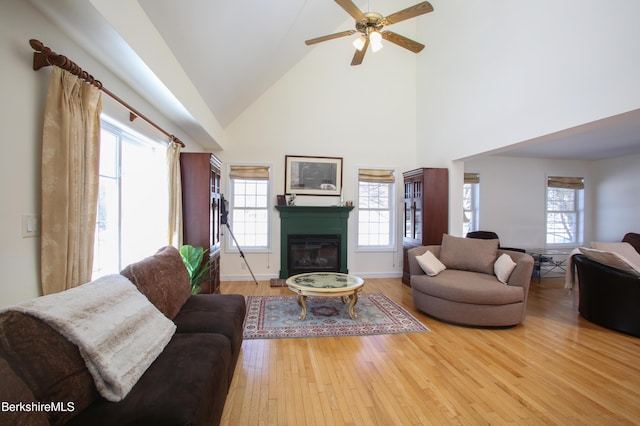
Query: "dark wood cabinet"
402 168 449 284
180 153 222 293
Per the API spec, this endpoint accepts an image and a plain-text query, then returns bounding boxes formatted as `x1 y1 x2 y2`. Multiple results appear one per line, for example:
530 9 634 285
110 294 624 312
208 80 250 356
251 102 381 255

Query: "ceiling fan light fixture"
353 35 366 51
370 31 383 52
305 1 434 65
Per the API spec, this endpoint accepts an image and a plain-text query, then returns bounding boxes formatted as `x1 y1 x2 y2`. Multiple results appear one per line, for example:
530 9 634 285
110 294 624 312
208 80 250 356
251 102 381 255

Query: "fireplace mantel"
275 206 354 278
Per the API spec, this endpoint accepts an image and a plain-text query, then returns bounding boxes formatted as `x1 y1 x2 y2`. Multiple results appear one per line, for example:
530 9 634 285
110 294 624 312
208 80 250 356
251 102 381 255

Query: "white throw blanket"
10 274 176 402
565 242 640 289
564 248 582 289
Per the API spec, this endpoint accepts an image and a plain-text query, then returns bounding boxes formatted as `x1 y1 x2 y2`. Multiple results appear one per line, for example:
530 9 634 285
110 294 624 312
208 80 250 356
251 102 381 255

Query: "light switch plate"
22 214 41 238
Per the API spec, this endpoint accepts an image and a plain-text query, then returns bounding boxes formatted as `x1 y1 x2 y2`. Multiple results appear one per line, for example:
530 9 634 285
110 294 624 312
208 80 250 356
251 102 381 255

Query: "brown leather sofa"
573 232 640 337
408 234 534 327
0 246 246 426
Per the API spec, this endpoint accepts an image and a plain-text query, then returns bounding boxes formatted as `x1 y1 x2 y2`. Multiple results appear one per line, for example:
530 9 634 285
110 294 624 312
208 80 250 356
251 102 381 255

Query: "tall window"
227 165 270 251
357 168 395 250
463 173 480 236
93 120 168 278
546 176 584 245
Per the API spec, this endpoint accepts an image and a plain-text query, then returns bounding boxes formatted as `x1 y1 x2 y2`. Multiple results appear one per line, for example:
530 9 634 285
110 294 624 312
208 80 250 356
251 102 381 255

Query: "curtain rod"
29 39 185 148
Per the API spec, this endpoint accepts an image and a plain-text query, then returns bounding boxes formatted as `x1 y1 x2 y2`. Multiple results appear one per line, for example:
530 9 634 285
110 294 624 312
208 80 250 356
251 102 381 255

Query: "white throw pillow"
494 253 517 284
416 250 447 276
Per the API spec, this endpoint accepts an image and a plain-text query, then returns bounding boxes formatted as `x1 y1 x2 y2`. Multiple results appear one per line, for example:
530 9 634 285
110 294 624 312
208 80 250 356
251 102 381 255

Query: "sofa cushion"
439 234 499 275
494 253 517 284
174 294 246 384
120 245 191 319
0 311 98 425
415 250 447 276
67 333 232 426
411 270 524 305
0 356 50 426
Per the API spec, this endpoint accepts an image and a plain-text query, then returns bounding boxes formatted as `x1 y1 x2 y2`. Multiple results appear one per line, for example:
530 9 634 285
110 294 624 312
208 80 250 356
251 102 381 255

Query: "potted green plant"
179 245 211 295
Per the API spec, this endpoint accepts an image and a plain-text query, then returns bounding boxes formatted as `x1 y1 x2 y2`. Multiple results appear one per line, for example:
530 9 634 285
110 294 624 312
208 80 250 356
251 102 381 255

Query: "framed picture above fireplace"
285 155 343 196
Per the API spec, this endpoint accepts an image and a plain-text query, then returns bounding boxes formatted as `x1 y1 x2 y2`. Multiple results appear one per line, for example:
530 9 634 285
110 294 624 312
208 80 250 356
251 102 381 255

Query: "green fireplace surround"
275 206 354 279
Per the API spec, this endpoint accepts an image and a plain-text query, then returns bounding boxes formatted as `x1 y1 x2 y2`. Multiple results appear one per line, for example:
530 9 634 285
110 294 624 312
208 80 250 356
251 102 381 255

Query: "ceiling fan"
305 0 434 66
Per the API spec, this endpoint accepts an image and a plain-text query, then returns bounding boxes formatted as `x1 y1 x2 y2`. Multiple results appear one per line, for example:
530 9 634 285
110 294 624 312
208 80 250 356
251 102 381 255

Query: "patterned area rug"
243 293 429 339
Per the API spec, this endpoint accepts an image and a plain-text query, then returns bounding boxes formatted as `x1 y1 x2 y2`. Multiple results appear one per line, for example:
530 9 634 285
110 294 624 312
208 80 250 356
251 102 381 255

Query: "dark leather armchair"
466 231 525 253
573 253 640 337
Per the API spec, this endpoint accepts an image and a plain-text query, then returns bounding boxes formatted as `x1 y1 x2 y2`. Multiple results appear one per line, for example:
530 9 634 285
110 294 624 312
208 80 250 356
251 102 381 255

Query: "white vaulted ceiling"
136 0 358 129
28 0 419 149
26 0 640 158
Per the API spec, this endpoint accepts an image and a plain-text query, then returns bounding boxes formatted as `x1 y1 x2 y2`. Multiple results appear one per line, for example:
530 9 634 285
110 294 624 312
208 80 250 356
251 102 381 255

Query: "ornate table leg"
347 291 359 319
297 295 308 320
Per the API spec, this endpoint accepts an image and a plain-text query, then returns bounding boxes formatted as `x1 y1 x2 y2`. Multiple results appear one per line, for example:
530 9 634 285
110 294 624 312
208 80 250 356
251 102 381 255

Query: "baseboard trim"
220 272 402 281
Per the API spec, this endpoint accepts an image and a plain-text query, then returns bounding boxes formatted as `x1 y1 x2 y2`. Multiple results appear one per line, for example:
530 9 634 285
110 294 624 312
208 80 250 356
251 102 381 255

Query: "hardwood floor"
220 278 640 425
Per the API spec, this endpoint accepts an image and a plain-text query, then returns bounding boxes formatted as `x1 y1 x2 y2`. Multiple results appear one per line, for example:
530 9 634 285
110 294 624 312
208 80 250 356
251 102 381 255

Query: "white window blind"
463 173 480 235
227 165 271 251
546 176 584 245
357 168 395 249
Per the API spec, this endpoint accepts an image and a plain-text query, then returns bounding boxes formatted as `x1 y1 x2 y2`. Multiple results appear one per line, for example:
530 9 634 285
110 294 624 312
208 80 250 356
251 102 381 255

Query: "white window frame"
93 118 168 278
463 181 479 236
226 164 271 253
545 178 584 246
356 168 396 251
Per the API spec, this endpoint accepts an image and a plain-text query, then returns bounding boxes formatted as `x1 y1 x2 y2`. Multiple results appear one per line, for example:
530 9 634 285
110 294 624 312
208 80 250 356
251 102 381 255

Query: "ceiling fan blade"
335 0 366 22
384 1 434 25
381 31 425 53
351 37 369 66
305 30 357 45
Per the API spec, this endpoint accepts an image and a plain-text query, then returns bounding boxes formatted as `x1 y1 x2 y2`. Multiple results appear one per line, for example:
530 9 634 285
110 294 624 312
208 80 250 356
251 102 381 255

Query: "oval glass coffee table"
286 272 364 320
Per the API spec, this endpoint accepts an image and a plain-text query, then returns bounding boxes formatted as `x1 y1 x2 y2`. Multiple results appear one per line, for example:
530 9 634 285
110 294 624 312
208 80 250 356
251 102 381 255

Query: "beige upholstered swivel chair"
408 235 534 327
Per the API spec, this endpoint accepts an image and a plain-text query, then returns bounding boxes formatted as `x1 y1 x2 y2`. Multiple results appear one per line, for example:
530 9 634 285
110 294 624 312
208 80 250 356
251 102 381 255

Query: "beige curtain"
167 141 183 247
41 67 102 295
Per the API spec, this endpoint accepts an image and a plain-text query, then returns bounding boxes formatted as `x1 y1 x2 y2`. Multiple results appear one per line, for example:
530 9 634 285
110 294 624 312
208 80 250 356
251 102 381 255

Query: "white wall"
219 36 420 280
464 156 593 249
591 154 640 242
0 0 203 307
0 1 44 307
415 0 640 232
464 154 640 249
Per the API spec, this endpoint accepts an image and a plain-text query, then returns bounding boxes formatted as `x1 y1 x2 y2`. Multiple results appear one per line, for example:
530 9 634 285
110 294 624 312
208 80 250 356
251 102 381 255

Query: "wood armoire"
180 152 222 293
402 167 449 284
